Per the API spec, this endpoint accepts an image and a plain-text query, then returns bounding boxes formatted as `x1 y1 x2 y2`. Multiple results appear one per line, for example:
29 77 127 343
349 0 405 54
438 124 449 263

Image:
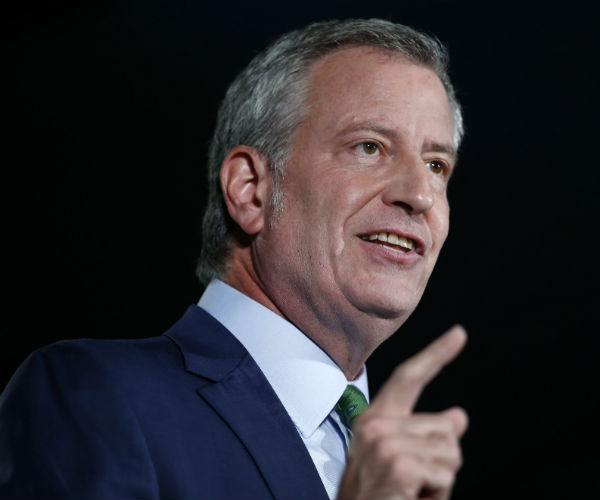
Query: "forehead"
302 46 454 144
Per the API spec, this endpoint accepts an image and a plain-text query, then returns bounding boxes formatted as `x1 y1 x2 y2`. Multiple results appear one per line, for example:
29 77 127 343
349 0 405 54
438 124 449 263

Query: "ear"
220 145 272 236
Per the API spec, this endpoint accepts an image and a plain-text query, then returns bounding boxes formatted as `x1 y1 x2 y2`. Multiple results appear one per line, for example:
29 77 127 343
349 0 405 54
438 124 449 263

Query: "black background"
4 1 599 498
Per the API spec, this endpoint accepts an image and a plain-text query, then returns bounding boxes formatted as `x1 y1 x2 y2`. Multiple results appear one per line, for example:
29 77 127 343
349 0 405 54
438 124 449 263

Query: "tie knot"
335 385 368 429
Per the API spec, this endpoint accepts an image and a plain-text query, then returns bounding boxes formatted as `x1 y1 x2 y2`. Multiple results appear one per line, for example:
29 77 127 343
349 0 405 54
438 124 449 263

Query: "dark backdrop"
4 1 599 498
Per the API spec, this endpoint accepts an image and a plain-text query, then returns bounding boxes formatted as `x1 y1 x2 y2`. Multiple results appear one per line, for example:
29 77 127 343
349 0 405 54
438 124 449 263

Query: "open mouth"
360 232 416 253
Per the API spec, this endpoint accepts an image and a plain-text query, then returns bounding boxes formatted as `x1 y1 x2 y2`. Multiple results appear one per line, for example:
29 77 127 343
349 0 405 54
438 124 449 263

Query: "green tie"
335 385 368 429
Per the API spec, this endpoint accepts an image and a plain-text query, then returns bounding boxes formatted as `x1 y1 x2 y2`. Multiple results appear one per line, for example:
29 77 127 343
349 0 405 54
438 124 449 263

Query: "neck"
221 252 404 380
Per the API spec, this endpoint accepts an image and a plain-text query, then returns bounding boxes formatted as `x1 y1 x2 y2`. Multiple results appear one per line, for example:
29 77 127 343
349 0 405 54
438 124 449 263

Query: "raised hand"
337 326 468 500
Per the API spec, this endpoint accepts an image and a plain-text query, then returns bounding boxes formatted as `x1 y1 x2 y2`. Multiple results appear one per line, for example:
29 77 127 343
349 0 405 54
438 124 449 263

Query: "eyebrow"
423 141 458 162
339 122 457 161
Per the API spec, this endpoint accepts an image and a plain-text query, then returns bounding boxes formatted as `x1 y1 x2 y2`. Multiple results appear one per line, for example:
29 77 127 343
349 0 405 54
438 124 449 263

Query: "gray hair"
197 18 463 284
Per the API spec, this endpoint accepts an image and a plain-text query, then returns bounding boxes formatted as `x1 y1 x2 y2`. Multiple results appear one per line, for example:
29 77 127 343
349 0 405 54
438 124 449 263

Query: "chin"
350 288 421 322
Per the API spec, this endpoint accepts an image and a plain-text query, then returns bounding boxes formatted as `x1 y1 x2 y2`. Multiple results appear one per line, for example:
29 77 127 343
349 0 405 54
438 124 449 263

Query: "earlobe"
220 146 271 236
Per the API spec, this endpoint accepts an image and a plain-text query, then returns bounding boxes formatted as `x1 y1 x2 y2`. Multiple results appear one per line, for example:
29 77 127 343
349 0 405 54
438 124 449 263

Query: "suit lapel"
164 306 328 500
198 355 328 499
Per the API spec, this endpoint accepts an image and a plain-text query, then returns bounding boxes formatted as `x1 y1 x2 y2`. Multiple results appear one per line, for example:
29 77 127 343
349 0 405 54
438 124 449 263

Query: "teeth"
361 232 416 251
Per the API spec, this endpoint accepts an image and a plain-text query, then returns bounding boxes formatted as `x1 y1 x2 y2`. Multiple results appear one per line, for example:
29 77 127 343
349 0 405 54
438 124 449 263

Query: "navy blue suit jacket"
0 306 329 499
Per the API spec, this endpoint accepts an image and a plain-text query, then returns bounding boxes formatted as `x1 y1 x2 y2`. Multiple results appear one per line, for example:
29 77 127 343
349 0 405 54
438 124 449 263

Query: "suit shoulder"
1 334 189 413
0 338 176 498
33 335 178 379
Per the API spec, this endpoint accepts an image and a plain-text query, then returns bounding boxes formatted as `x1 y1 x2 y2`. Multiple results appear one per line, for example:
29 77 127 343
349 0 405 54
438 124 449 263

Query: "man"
0 19 467 499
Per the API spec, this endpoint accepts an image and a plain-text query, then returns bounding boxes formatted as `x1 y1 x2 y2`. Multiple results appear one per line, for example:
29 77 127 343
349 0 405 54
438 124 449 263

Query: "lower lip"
358 237 422 267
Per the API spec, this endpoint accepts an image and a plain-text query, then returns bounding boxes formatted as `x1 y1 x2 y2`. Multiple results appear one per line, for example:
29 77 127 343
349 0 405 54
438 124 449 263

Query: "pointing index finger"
370 325 467 416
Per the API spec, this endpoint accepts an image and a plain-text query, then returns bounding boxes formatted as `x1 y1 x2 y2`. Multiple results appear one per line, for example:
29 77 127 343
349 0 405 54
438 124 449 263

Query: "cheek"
430 203 450 250
277 188 338 265
329 182 381 257
289 168 386 257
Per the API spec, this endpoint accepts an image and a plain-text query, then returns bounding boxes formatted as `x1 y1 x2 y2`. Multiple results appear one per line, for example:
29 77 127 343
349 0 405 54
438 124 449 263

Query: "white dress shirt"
198 279 369 499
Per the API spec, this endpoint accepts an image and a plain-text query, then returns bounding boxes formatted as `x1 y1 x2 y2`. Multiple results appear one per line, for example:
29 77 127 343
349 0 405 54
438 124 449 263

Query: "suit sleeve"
0 343 159 499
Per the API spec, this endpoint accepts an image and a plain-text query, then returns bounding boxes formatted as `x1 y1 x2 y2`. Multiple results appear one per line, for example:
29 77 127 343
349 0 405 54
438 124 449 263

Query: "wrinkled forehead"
301 46 456 146
301 47 453 136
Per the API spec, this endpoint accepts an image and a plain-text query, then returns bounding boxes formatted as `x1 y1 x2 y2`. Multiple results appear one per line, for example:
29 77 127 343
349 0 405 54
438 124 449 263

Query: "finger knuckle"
389 455 421 484
434 467 455 488
395 362 423 384
439 414 457 433
432 434 462 469
430 431 452 449
453 445 464 469
354 416 386 442
371 436 397 459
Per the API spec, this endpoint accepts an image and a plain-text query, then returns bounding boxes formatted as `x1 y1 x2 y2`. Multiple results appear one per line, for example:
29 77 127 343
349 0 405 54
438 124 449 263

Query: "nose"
382 155 435 214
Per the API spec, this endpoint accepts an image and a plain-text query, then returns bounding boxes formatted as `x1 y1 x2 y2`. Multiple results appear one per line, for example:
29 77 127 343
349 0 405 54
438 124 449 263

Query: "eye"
426 159 446 175
359 142 379 155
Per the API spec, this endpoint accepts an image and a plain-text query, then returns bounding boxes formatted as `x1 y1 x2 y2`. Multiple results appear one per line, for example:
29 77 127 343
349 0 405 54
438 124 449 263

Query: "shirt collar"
198 279 369 438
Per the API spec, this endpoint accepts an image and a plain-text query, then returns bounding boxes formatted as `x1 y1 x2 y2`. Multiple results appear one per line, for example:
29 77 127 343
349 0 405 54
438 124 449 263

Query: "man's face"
254 47 456 340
